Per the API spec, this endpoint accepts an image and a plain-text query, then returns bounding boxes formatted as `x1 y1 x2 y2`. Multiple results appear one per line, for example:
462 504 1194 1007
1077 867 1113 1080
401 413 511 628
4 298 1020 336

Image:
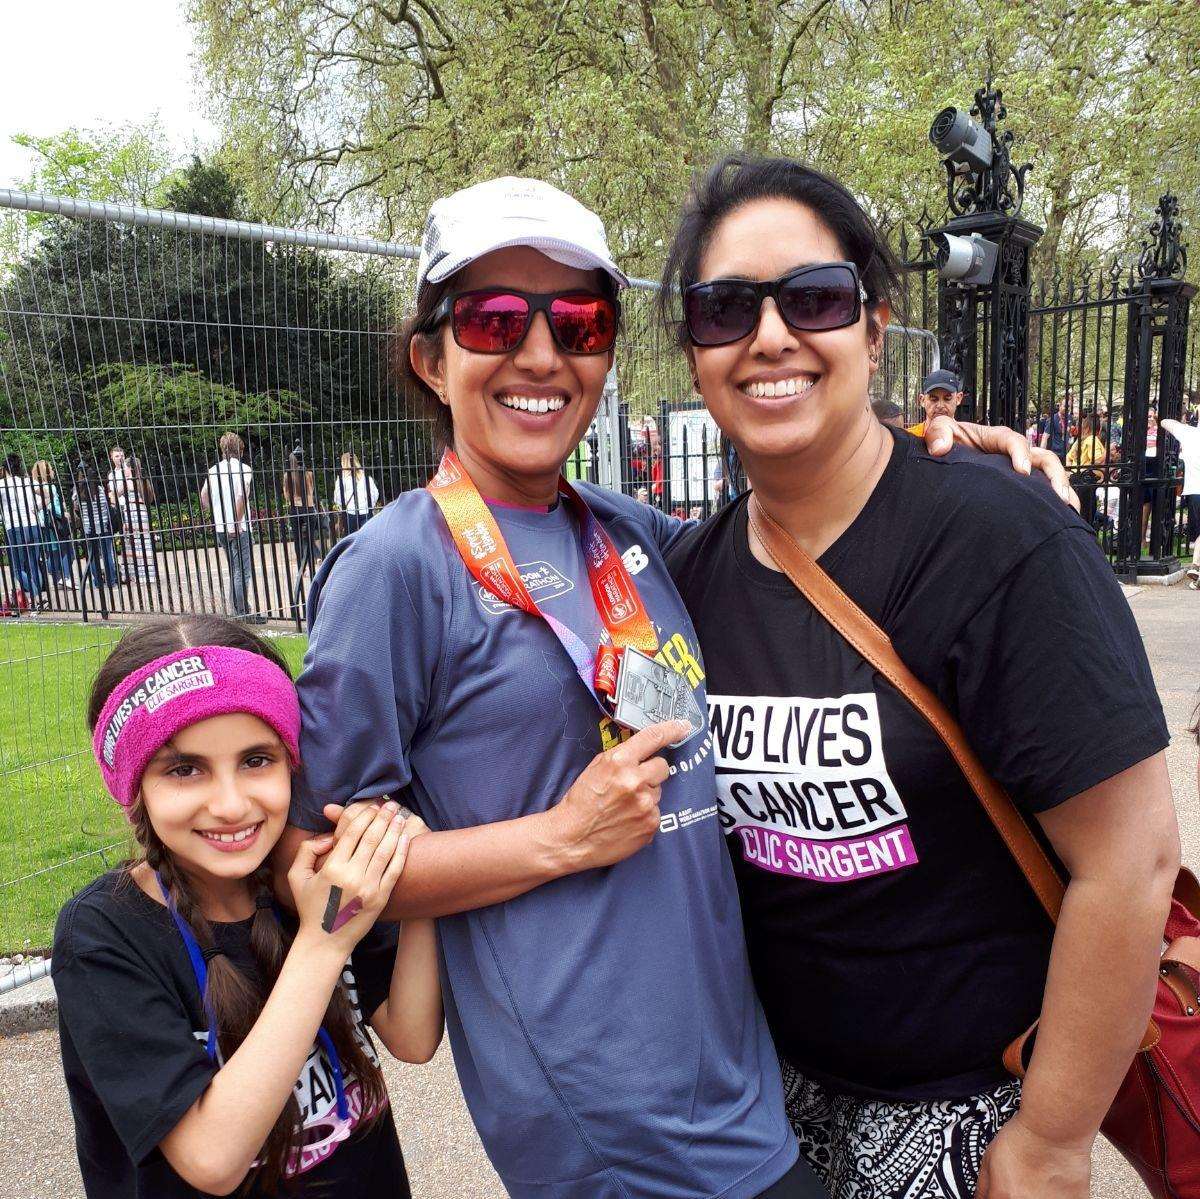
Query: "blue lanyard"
155 872 349 1120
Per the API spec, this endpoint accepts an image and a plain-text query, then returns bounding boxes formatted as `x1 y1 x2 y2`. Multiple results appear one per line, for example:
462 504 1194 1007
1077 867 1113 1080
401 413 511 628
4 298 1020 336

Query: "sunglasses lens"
453 292 531 352
684 283 760 346
778 266 859 331
550 294 617 354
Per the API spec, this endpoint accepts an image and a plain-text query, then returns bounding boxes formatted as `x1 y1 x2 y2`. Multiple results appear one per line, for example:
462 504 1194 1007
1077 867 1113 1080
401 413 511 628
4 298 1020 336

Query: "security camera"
931 232 999 285
929 107 993 174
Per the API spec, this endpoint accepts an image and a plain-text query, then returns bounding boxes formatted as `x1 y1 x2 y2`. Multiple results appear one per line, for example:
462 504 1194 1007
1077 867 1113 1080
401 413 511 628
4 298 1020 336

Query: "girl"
659 154 1178 1199
330 452 379 538
30 459 75 592
53 614 442 1198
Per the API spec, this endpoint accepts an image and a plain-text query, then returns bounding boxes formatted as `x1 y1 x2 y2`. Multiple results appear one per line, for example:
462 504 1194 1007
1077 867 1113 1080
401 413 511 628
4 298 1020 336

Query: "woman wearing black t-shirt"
659 156 1179 1199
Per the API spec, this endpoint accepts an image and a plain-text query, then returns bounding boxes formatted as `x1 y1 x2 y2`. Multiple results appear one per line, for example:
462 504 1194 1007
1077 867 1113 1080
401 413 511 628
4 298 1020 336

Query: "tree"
161 156 247 220
10 121 173 208
188 0 1199 282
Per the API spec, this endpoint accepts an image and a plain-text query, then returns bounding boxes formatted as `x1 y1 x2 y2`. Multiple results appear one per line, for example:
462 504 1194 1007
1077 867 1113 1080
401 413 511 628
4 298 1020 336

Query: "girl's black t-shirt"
53 869 409 1198
666 428 1169 1102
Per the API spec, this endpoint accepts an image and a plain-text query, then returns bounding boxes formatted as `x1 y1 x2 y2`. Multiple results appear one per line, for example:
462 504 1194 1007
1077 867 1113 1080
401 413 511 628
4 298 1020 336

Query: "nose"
205 771 254 824
747 298 800 358
511 310 563 376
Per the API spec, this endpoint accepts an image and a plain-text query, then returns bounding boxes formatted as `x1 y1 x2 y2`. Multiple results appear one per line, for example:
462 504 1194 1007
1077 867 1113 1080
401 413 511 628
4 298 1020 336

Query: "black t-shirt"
666 428 1169 1102
53 870 409 1198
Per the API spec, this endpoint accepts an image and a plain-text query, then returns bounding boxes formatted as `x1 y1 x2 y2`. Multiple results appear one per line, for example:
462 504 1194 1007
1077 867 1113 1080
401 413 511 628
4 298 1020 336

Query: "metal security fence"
0 189 935 951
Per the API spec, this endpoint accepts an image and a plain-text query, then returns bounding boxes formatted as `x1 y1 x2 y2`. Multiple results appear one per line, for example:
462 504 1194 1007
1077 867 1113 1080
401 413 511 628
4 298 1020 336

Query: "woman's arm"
273 718 687 921
978 752 1179 1199
162 809 412 1195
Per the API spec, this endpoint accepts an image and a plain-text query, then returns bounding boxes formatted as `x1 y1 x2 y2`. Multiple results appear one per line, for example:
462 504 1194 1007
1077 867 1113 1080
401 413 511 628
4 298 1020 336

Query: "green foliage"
187 0 1200 281
161 155 247 219
90 362 305 458
11 121 173 208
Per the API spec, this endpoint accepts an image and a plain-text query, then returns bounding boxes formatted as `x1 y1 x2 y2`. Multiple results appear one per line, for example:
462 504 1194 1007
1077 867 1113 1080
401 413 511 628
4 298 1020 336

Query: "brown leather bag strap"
746 496 1066 923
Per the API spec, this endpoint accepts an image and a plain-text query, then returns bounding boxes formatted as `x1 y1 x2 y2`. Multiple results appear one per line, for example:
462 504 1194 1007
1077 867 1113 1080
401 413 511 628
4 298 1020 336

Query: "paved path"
1 585 1196 1199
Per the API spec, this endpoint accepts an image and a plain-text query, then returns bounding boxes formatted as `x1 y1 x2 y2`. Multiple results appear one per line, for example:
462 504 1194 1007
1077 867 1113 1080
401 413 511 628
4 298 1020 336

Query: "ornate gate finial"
1138 194 1188 281
931 86 1031 219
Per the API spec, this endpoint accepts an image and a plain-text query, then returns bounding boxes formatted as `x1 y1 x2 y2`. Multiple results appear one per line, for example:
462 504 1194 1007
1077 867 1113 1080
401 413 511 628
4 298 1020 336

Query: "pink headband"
92 645 301 812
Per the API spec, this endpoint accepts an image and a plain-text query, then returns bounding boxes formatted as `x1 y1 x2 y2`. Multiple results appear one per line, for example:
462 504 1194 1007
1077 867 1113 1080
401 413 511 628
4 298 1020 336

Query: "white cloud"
0 0 216 189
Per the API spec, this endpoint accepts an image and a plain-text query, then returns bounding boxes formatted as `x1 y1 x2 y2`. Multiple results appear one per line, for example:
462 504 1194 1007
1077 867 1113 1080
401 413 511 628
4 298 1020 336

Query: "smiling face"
687 197 887 471
138 712 292 892
409 247 615 502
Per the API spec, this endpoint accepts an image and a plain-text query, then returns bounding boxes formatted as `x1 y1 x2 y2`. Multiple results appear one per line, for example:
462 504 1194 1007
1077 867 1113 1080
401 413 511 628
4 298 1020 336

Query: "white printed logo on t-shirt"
709 692 918 883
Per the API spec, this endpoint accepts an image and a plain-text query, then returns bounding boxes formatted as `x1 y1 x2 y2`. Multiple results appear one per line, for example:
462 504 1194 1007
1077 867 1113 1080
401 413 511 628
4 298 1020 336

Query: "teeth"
200 824 259 844
742 378 817 399
496 394 567 413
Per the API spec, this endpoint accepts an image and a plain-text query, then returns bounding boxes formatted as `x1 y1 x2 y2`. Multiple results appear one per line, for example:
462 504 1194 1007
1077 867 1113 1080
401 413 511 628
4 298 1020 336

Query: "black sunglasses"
424 287 619 356
683 261 868 347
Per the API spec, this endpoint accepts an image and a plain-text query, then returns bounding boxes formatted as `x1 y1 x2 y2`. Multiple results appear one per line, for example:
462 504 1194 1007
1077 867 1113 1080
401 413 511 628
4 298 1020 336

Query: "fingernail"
383 800 399 814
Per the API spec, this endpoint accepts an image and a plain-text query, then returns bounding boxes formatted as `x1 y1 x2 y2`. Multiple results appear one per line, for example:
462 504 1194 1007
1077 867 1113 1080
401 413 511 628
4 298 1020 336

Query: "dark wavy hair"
88 615 387 1193
657 153 901 346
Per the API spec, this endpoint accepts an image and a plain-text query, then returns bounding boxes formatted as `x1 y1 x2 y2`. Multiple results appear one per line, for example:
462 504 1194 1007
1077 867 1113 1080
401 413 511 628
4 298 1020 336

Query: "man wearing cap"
905 370 964 438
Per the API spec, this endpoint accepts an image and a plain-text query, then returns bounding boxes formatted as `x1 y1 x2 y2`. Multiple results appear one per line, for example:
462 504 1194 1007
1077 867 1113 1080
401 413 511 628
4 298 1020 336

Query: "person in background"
30 460 75 591
635 485 650 503
283 448 322 573
1142 405 1160 548
870 399 904 429
1162 416 1200 588
905 369 964 438
72 460 119 597
201 432 261 624
331 452 380 538
1039 393 1072 460
109 450 158 587
1066 415 1107 529
0 454 45 612
106 446 131 582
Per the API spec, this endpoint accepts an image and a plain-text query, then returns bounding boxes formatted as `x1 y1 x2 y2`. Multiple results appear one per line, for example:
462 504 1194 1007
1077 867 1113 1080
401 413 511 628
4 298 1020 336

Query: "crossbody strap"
746 495 1066 922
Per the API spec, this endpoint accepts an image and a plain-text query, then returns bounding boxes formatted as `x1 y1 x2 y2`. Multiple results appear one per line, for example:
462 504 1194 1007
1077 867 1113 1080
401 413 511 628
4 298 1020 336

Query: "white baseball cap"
416 176 628 294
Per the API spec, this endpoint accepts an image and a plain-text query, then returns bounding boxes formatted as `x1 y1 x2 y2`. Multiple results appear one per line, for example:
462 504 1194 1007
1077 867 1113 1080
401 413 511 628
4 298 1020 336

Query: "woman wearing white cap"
280 175 1069 1199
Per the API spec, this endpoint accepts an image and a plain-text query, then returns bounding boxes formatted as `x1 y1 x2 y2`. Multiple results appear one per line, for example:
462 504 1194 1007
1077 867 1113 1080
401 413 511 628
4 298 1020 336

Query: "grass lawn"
0 621 307 954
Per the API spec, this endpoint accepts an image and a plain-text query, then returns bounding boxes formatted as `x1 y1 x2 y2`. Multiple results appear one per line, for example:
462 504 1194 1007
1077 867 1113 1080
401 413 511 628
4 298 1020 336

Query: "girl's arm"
365 819 443 1063
161 807 411 1195
977 752 1179 1199
368 917 444 1064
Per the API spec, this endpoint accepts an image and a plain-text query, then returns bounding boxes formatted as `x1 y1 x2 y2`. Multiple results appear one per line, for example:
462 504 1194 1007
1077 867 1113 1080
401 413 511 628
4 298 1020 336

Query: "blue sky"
0 1 214 188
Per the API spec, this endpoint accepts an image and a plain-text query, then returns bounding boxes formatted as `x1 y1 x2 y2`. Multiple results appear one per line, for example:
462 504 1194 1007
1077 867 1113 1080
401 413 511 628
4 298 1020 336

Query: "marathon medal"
612 647 705 747
428 449 704 748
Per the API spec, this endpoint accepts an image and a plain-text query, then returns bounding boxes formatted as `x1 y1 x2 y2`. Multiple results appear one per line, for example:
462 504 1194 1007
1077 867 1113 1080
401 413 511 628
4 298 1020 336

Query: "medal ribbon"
426 449 659 705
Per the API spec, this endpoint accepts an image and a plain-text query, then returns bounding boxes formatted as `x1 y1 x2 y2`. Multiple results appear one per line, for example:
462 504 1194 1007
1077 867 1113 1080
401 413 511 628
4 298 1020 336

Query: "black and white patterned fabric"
781 1060 1022 1199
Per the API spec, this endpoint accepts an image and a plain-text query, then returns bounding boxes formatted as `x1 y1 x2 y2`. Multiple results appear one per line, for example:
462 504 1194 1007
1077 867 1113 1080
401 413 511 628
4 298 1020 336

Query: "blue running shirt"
292 484 797 1199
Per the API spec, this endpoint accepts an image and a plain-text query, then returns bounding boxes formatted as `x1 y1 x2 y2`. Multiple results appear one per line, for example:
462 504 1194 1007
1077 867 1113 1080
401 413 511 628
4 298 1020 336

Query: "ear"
684 344 700 393
866 301 890 374
409 330 450 408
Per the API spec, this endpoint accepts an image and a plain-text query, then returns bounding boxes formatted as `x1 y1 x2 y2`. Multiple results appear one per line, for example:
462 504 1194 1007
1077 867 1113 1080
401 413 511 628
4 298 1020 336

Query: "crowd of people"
43 160 1193 1199
0 441 384 620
